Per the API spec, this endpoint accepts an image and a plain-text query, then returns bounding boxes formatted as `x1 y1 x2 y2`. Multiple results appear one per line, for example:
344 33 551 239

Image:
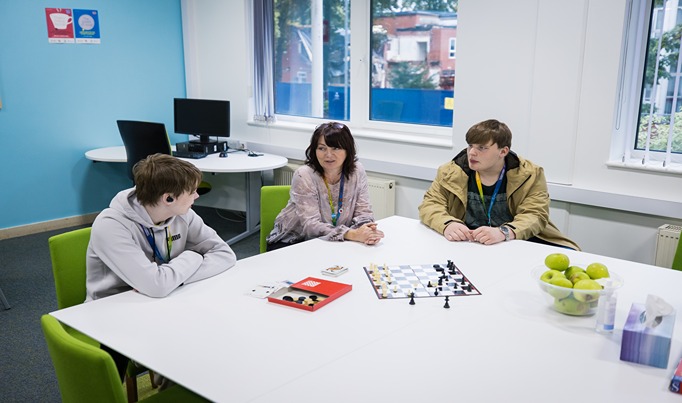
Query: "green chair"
41 315 208 403
259 185 291 253
48 227 155 402
673 236 682 271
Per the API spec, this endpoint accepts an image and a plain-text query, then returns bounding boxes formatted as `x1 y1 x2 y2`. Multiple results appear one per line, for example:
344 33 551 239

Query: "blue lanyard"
475 165 506 226
140 225 171 263
323 173 345 226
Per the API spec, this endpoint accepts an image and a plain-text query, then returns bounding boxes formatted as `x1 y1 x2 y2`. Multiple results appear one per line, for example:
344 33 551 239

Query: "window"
370 5 457 126
614 0 682 171
274 0 351 120
269 0 458 136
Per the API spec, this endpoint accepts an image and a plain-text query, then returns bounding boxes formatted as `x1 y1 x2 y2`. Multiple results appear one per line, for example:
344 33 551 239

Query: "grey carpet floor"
0 206 260 402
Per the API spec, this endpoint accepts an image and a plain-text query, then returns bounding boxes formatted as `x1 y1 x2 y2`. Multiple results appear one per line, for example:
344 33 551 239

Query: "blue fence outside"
275 82 454 127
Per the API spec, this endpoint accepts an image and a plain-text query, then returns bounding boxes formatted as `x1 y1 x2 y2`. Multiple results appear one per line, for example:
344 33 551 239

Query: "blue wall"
0 1 186 229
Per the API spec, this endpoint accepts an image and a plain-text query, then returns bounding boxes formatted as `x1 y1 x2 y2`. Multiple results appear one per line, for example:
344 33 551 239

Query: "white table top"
51 216 682 402
85 145 287 173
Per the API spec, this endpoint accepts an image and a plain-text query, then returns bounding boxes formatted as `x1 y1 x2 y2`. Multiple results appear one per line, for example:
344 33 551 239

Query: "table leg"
225 171 262 245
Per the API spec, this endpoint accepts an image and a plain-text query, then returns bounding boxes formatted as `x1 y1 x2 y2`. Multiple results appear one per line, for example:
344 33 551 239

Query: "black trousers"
101 344 129 381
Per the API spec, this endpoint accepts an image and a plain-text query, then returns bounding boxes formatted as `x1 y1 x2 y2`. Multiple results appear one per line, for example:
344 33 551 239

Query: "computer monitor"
174 98 230 144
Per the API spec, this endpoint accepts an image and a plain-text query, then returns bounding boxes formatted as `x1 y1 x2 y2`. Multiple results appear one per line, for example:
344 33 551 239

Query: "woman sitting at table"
266 122 384 251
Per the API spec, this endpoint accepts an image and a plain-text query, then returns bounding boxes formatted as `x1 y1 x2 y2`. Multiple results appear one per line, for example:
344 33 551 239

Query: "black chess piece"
444 296 450 309
409 292 416 305
434 288 439 296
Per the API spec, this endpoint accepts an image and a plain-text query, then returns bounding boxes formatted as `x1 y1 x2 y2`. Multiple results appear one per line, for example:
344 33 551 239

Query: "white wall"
181 0 682 266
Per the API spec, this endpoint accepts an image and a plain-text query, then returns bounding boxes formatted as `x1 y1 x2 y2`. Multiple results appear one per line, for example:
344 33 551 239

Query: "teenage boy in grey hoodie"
85 153 237 380
86 153 236 301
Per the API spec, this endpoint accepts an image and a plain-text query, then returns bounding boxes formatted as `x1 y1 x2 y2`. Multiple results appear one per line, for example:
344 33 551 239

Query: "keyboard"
173 151 207 159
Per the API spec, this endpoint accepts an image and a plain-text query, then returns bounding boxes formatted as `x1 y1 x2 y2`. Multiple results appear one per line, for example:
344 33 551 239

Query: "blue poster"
73 9 100 44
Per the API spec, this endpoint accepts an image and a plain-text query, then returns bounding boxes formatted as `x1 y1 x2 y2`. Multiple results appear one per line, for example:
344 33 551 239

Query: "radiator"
273 163 396 219
655 224 682 268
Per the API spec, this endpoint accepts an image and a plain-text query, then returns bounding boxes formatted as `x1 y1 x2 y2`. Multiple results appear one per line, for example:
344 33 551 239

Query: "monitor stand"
190 135 219 145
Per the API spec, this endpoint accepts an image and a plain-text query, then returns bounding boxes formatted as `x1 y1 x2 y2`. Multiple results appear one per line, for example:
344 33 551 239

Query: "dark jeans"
101 344 129 381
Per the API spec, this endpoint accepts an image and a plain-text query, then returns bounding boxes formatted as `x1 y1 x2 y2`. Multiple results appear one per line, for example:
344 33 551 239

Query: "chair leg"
0 286 10 310
149 370 158 389
125 374 138 403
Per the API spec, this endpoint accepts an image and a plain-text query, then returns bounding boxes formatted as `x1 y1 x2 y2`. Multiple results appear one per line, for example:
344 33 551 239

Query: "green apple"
553 296 590 315
540 269 565 283
564 266 585 280
544 253 570 271
573 279 602 303
586 262 609 280
569 271 590 284
548 276 573 299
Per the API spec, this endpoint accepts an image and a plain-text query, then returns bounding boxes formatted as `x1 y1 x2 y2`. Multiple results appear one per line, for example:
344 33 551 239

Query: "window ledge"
247 119 453 149
605 159 682 175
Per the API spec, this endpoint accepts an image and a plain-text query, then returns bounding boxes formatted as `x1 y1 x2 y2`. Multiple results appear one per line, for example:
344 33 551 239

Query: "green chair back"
260 185 291 253
41 314 128 403
673 236 682 271
49 227 92 310
47 226 160 401
41 315 210 403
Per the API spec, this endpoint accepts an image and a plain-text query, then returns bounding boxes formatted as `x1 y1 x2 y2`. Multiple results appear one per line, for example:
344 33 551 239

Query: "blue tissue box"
620 303 676 369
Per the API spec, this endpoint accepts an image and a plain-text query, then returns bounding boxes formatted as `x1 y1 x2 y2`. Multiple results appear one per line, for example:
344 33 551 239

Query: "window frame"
611 0 682 173
254 0 454 149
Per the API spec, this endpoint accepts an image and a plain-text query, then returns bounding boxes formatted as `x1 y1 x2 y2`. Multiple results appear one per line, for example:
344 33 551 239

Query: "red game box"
267 277 352 311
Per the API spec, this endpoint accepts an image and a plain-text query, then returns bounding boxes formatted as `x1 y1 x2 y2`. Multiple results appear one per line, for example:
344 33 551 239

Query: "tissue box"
620 303 676 369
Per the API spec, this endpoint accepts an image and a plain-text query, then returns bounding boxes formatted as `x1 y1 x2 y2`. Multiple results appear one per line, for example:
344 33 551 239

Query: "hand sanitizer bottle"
595 279 617 333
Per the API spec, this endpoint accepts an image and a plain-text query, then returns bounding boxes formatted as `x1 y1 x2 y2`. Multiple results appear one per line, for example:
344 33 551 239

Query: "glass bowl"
531 265 624 316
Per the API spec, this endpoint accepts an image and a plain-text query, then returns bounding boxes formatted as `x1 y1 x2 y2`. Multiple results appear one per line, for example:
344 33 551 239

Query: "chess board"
363 260 482 299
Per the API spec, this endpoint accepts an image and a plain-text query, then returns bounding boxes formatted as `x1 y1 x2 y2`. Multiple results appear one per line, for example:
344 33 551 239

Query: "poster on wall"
73 9 100 44
45 8 74 43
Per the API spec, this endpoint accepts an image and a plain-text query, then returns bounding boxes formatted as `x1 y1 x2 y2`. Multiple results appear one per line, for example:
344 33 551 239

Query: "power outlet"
227 139 247 150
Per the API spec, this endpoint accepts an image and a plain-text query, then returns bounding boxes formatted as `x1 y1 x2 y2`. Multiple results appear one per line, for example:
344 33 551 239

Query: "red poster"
45 8 74 43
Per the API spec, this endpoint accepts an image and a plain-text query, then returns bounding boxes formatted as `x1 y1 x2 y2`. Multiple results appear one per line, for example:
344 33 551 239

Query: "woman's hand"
345 223 385 245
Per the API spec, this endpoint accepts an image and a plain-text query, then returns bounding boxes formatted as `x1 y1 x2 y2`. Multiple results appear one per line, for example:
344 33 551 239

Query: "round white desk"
85 146 288 244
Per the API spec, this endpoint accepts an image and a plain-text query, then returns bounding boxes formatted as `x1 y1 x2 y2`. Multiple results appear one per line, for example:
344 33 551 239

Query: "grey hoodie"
85 188 236 301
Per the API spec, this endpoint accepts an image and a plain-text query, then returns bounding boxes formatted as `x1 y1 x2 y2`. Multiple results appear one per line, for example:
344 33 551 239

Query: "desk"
51 216 682 402
85 146 287 244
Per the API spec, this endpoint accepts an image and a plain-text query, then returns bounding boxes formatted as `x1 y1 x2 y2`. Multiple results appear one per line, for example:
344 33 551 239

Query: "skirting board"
0 213 98 240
